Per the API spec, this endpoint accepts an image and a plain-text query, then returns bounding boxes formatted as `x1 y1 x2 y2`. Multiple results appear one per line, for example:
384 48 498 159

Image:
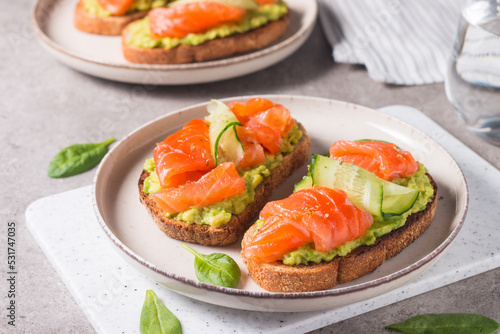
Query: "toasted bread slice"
241 175 438 292
138 123 310 246
122 11 290 64
74 0 150 35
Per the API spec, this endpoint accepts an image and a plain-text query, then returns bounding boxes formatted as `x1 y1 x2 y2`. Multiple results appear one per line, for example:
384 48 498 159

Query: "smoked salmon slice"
242 216 311 263
97 0 134 16
149 2 246 38
329 140 419 181
148 98 299 216
235 126 267 170
243 122 281 155
228 98 295 155
243 187 373 263
228 98 276 124
150 162 246 214
154 119 215 189
245 105 292 154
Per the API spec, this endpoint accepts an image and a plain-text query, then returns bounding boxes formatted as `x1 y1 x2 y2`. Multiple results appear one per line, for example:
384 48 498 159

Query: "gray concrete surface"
1 1 499 333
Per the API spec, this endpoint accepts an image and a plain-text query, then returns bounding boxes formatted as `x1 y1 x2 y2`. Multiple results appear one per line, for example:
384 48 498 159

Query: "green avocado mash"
258 164 434 266
124 2 288 49
83 0 168 17
142 123 302 228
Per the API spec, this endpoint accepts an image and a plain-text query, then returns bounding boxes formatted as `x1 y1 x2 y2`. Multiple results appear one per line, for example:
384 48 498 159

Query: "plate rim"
31 0 318 72
92 94 469 300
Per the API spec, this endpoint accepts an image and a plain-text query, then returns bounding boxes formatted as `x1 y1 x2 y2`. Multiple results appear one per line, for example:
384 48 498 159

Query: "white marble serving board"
26 106 500 334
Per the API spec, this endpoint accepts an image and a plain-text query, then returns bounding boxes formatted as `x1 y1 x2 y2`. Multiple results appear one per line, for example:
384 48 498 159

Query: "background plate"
31 0 317 85
92 95 468 312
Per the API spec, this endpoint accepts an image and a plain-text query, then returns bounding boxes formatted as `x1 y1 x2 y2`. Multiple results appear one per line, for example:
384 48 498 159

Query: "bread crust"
74 0 149 36
122 11 290 64
138 123 310 246
241 175 438 292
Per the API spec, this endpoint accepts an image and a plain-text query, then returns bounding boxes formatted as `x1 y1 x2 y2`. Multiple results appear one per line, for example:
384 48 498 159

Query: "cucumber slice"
310 155 383 216
206 99 244 166
168 0 259 10
294 175 312 192
381 182 419 217
310 155 419 217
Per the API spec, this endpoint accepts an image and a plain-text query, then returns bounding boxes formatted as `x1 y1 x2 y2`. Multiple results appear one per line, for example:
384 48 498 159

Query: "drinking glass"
445 0 500 145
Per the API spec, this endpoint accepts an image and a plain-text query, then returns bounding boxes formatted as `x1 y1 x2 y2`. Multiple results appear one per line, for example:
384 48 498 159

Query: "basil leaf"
140 290 182 334
47 138 115 178
182 244 241 288
386 313 500 334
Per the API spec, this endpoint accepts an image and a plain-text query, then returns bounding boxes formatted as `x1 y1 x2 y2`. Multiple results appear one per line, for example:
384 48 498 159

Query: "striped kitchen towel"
318 0 465 85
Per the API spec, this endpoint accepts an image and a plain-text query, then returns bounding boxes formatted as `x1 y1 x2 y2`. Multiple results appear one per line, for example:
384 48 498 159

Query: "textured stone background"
1 2 499 333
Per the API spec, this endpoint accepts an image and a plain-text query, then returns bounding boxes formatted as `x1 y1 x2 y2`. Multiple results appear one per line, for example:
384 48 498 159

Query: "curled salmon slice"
151 162 246 214
244 122 281 154
229 98 294 135
235 126 267 170
228 98 295 155
246 106 292 154
244 187 373 262
243 216 311 263
228 98 276 124
97 0 135 15
154 119 215 189
149 2 246 38
329 140 419 181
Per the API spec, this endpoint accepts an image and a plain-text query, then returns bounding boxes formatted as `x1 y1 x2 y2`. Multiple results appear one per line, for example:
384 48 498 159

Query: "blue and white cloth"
318 0 465 85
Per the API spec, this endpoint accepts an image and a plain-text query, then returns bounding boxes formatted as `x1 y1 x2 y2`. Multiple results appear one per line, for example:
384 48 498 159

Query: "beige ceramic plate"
92 95 468 312
31 0 317 85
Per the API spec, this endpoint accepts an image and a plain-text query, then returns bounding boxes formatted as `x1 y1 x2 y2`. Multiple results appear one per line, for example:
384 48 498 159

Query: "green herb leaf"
386 313 500 334
182 244 241 288
355 139 401 150
140 290 182 334
47 138 115 178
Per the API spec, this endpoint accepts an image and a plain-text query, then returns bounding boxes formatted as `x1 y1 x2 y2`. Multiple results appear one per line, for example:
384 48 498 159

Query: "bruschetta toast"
139 98 310 246
122 0 290 64
241 140 438 292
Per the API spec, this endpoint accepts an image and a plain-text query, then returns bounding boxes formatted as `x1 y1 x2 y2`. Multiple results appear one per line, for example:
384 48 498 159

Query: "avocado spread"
257 164 435 266
83 0 168 17
124 2 288 49
143 123 302 228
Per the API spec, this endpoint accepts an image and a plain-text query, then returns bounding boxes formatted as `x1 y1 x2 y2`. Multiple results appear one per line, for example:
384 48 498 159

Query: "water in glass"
445 0 500 145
